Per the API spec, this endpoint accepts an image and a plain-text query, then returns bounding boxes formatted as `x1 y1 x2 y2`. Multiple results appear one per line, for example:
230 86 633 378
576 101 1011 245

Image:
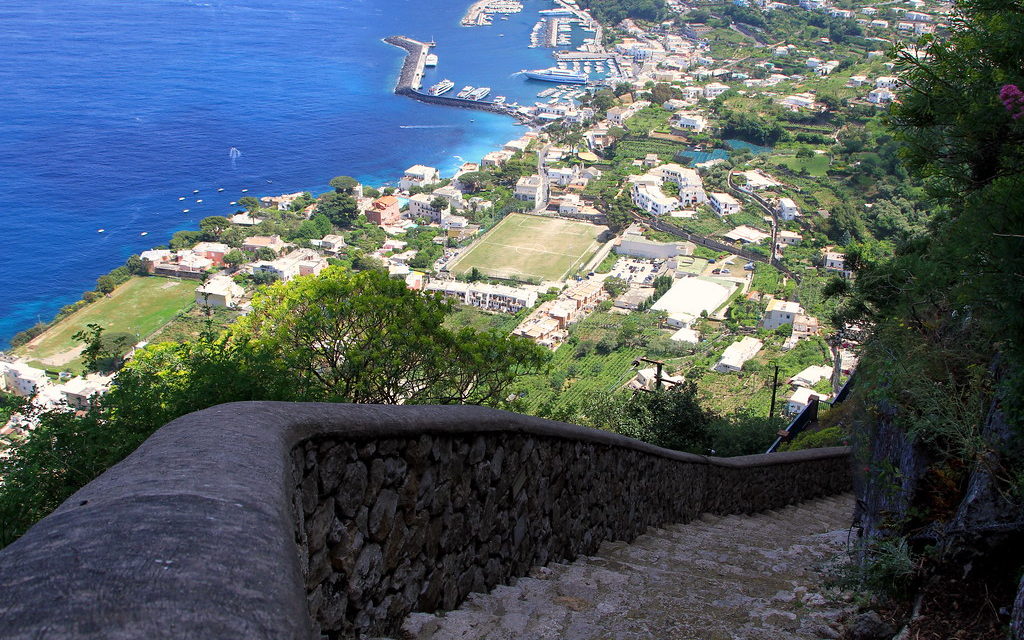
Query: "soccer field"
449 214 607 282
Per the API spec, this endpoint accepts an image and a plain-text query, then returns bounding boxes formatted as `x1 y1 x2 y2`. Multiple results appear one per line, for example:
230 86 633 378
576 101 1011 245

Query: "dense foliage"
827 0 1024 623
0 268 548 545
576 0 667 24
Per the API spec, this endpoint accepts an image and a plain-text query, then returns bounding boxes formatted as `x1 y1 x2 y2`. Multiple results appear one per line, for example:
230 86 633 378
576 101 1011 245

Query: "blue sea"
0 0 565 347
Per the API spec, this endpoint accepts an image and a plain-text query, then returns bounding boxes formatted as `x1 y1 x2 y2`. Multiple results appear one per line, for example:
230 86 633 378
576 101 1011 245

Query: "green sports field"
15 276 198 373
449 214 606 282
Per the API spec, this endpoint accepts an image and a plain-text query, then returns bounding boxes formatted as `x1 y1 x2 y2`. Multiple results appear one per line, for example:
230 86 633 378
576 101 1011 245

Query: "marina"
384 35 529 122
461 0 523 27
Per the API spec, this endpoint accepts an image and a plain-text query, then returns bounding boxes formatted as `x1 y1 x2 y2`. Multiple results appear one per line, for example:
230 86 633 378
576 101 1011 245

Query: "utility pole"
633 357 676 392
768 361 780 420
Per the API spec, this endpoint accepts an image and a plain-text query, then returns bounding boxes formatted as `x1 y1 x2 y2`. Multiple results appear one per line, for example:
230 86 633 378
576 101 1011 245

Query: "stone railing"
0 402 851 639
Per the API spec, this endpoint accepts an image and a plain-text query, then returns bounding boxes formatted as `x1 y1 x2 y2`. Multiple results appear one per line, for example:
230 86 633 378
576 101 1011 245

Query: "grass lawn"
16 276 199 373
448 214 606 283
772 153 831 177
442 306 525 335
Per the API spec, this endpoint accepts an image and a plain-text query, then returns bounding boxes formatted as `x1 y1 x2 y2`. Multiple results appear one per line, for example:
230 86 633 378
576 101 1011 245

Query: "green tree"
329 175 359 194
253 247 277 261
316 191 359 228
199 216 231 239
238 196 260 212
580 385 714 453
457 171 491 194
603 276 628 297
430 196 450 214
223 249 247 267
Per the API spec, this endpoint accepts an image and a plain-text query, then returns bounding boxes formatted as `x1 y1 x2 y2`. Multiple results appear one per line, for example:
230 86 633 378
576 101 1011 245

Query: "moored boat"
522 67 588 84
428 78 455 96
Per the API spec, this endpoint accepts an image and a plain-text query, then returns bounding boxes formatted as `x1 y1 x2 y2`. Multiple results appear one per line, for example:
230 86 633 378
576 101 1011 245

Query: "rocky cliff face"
854 392 1024 639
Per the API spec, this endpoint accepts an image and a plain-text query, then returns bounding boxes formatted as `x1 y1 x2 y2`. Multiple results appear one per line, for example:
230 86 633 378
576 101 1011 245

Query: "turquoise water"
0 0 572 346
678 139 774 165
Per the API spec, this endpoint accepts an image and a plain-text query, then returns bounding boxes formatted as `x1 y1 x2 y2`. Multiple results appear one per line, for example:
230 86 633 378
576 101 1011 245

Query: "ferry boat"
428 79 455 96
457 85 475 98
522 67 588 84
468 86 491 100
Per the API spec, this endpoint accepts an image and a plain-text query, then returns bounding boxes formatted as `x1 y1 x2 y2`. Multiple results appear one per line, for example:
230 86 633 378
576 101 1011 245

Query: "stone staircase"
397 495 856 640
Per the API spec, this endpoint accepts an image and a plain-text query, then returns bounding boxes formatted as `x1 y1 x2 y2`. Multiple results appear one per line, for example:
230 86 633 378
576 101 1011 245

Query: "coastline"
0 0 548 349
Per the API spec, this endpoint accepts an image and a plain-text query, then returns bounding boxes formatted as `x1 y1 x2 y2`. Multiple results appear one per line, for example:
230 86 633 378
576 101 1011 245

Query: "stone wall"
0 402 851 640
292 434 851 638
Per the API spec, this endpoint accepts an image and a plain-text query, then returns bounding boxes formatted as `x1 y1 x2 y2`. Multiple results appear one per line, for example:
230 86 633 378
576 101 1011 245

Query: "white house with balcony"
0 361 49 398
777 197 800 220
868 88 895 104
515 175 547 209
762 299 805 330
703 82 730 99
632 183 680 216
824 251 853 278
709 192 741 216
398 165 441 192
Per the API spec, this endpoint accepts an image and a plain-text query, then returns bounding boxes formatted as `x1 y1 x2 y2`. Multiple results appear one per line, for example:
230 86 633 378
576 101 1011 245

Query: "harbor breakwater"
384 36 530 123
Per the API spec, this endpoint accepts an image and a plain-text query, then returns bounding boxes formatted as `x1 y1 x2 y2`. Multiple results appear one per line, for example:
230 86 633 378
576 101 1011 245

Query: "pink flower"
1000 84 1024 120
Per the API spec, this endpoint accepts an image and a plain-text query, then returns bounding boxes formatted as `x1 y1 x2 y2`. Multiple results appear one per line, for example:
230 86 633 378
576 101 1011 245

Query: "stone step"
396 494 856 640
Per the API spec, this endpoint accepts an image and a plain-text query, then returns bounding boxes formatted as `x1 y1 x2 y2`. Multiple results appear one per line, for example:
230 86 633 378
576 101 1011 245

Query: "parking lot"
608 257 661 286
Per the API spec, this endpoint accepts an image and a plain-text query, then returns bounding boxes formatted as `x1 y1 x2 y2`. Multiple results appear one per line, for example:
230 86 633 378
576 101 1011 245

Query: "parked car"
712 268 722 274
721 268 731 274
744 262 755 271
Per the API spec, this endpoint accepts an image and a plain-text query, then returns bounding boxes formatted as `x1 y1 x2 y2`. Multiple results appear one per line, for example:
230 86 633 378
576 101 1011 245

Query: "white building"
790 365 833 388
481 150 514 168
408 193 446 222
703 82 730 99
709 192 741 215
824 251 852 278
632 183 680 216
654 164 709 206
875 76 900 88
558 194 581 215
426 281 538 314
652 277 734 327
777 197 800 220
781 93 816 110
317 234 347 254
672 112 707 132
778 229 803 246
0 361 49 398
714 337 763 373
252 248 328 282
762 299 805 330
547 166 577 186
616 235 694 259
868 88 895 104
195 275 245 309
398 165 441 192
60 374 112 410
787 386 831 414
724 225 771 244
514 175 547 208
